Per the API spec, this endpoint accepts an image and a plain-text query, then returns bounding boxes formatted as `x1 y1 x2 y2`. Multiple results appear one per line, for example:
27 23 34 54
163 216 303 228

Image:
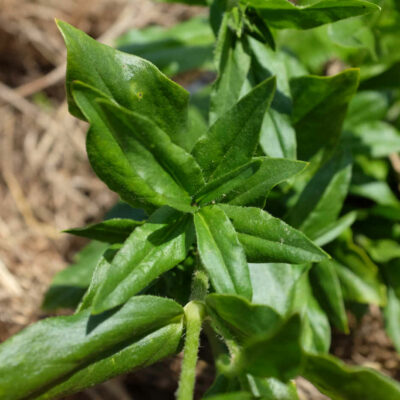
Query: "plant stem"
176 300 205 400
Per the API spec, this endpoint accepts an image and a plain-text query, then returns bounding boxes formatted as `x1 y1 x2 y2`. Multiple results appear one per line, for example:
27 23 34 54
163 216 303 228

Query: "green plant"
1 0 400 399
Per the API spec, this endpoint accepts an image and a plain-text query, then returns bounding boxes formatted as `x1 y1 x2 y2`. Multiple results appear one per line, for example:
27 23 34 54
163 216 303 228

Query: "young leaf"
291 69 359 162
0 296 183 400
206 293 282 343
303 353 400 400
117 17 214 76
384 287 400 353
223 157 307 207
204 393 253 400
243 315 303 382
245 0 380 30
286 148 352 240
97 97 205 195
56 20 189 147
194 205 252 300
72 82 194 212
194 159 262 206
343 121 400 158
220 205 328 264
310 260 348 333
64 218 143 244
210 13 251 124
42 241 109 311
193 76 276 181
313 211 357 247
92 207 194 314
241 375 300 400
249 263 309 316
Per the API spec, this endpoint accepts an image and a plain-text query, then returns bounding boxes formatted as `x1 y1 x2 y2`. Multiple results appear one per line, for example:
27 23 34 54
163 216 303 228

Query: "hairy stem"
176 300 205 400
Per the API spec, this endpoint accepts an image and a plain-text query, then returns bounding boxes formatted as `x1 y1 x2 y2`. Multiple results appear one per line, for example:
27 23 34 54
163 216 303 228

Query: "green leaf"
92 207 194 314
42 241 109 311
210 14 251 124
241 375 300 400
220 205 328 264
117 17 213 76
249 263 308 316
344 91 388 129
313 211 357 247
303 353 400 400
343 121 400 158
244 0 380 30
56 21 189 147
286 148 352 240
224 157 307 207
194 205 252 300
72 82 196 212
0 296 183 400
204 393 253 400
291 69 359 162
194 159 263 206
243 315 303 381
193 77 276 181
64 218 143 243
310 260 348 332
329 237 386 306
384 286 400 353
294 275 331 354
206 294 282 343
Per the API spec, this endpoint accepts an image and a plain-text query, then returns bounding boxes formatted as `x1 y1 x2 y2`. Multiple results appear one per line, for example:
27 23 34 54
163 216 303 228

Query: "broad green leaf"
344 90 388 129
0 296 183 400
244 0 380 30
72 82 195 212
223 157 307 207
220 205 328 264
241 375 300 400
313 211 357 247
249 263 309 316
206 293 281 343
92 207 194 314
97 97 205 195
286 148 352 240
295 275 331 354
64 218 143 243
185 106 209 153
260 109 297 160
57 21 189 147
37 321 182 399
194 205 252 299
360 61 400 90
249 38 302 160
384 287 400 353
117 17 213 76
193 77 276 181
328 15 376 55
77 246 120 312
358 237 400 263
291 69 359 162
303 353 400 400
350 180 400 207
310 260 348 332
243 315 303 381
343 121 400 158
194 159 263 206
42 241 109 311
329 237 386 305
205 393 253 400
210 14 251 124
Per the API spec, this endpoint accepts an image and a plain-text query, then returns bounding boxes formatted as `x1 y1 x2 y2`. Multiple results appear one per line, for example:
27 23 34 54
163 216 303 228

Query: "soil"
0 1 398 399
